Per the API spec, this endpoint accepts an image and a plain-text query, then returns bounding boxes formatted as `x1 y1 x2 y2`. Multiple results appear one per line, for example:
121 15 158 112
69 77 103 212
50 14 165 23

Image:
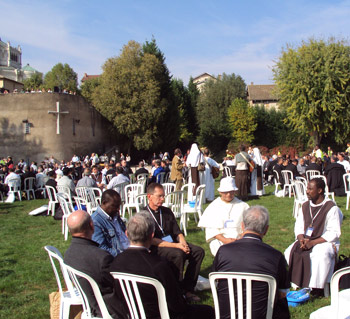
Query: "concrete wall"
0 93 117 163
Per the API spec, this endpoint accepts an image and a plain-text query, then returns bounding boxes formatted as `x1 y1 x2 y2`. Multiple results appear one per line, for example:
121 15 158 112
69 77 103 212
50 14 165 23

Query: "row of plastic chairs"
2 177 47 201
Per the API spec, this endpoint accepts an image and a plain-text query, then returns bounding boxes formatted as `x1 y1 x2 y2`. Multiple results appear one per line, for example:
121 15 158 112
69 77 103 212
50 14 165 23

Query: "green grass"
1 184 349 318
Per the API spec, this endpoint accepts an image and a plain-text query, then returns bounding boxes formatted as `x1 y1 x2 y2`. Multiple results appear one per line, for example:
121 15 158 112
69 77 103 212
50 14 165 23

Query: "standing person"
170 148 184 191
250 147 265 196
233 145 251 201
186 143 203 195
284 178 343 295
202 148 220 202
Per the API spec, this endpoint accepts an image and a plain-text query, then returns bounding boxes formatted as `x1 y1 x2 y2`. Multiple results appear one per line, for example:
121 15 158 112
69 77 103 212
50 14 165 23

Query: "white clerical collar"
310 197 327 208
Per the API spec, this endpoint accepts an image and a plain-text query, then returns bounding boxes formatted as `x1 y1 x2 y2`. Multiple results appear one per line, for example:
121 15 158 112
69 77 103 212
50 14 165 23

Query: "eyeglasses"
151 194 165 199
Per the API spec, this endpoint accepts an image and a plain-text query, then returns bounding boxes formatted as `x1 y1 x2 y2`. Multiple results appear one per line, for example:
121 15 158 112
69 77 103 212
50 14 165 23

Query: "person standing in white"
202 148 220 202
186 143 203 197
250 147 265 196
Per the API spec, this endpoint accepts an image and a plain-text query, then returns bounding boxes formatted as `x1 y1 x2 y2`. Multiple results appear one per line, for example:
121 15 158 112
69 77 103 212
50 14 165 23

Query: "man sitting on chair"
214 205 290 319
109 212 214 319
284 178 343 296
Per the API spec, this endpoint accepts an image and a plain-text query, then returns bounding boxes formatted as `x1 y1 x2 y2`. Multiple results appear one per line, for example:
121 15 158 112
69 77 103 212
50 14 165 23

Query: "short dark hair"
139 161 144 167
174 148 181 155
62 167 70 176
203 148 210 156
147 183 163 195
116 166 124 174
240 144 246 152
101 189 121 205
310 177 325 195
127 211 155 243
48 170 56 177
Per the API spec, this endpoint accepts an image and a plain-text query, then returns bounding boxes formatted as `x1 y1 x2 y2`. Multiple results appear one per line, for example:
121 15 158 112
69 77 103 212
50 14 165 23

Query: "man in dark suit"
286 159 300 179
324 155 346 195
134 161 149 179
109 212 214 319
305 156 322 175
273 157 284 188
213 205 290 319
64 210 125 318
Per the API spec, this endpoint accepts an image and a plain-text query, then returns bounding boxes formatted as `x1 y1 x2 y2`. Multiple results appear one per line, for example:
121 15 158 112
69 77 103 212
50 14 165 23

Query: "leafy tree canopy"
273 38 350 145
81 77 100 104
44 63 78 92
23 73 43 90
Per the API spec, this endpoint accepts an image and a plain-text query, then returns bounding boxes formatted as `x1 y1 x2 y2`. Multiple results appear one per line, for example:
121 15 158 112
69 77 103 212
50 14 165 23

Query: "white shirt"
338 159 350 173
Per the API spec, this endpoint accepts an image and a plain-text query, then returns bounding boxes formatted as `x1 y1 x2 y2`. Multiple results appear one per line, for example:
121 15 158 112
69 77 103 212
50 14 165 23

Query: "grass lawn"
0 183 349 318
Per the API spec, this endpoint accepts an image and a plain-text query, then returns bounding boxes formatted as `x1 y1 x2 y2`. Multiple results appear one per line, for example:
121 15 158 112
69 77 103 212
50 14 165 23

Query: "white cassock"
250 147 265 196
198 197 249 256
284 198 343 289
204 156 220 202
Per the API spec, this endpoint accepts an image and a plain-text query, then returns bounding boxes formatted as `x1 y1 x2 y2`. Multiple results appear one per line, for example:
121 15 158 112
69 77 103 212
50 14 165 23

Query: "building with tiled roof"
192 72 216 92
81 73 100 82
247 83 279 109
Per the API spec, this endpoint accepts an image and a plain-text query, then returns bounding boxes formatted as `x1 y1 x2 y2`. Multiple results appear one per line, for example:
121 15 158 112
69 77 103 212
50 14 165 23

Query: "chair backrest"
24 177 36 190
209 272 276 319
295 176 307 188
57 185 71 197
45 185 58 202
273 170 280 185
311 175 331 194
44 246 76 297
106 174 113 183
135 193 148 211
195 185 206 212
110 272 170 319
137 173 149 181
57 192 74 216
281 170 293 184
136 177 147 193
113 181 129 201
76 187 100 209
306 170 321 181
7 178 21 191
66 265 113 319
343 173 350 193
124 184 144 204
162 183 176 195
330 266 350 318
292 180 307 202
164 191 183 218
157 172 166 184
181 183 196 202
224 166 232 177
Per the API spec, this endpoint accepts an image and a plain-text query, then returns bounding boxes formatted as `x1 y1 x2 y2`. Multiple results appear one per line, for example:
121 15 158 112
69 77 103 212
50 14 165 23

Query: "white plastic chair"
65 265 113 319
162 183 176 195
7 178 22 201
295 176 307 188
281 170 293 198
163 190 183 218
273 170 282 197
311 175 335 202
111 272 170 319
57 192 74 240
44 246 82 319
23 177 36 200
292 180 307 219
135 193 148 213
46 185 58 216
224 166 233 177
56 185 74 206
310 266 350 319
209 272 276 319
306 170 321 181
136 176 147 193
137 173 149 181
343 173 350 210
75 187 102 215
164 172 170 183
106 174 113 183
181 183 196 202
35 178 48 199
157 172 166 184
122 184 144 218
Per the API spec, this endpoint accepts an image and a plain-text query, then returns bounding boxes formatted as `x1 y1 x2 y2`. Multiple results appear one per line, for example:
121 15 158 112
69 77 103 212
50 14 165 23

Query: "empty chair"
66 265 113 319
56 185 74 206
209 272 276 319
181 183 196 202
7 179 22 201
46 185 58 216
111 272 170 319
311 175 335 202
292 180 307 219
44 246 82 319
224 166 232 178
310 266 350 319
122 184 144 218
343 173 350 210
306 170 321 181
162 183 176 196
281 170 293 198
57 193 75 240
273 170 282 197
295 176 307 188
163 190 183 218
157 172 166 184
23 177 36 200
75 187 102 215
135 193 148 213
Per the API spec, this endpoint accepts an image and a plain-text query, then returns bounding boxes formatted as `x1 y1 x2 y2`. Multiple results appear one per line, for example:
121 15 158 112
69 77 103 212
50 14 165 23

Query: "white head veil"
186 143 202 167
252 147 263 166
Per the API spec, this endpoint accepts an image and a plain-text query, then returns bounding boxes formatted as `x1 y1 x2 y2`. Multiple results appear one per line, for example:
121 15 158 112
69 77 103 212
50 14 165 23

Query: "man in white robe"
198 177 249 256
250 147 265 196
284 178 343 294
203 148 220 202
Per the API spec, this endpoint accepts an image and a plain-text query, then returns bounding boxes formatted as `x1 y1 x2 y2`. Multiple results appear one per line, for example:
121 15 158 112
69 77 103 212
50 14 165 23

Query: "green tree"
196 73 246 154
187 77 200 138
228 98 256 143
44 63 78 92
273 38 350 145
81 77 100 104
93 40 167 152
23 73 43 90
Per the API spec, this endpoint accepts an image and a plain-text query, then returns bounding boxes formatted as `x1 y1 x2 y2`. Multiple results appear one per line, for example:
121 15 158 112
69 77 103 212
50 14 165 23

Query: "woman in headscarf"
186 143 203 195
250 147 265 196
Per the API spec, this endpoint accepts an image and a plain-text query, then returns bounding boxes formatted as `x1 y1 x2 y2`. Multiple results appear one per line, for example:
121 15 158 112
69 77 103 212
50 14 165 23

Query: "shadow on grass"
0 269 15 277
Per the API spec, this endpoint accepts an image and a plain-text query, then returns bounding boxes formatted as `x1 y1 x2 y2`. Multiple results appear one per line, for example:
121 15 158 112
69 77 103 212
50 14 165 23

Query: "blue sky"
1 0 350 86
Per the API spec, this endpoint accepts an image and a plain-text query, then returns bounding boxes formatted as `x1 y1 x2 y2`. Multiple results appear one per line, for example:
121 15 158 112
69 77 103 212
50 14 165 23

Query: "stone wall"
0 93 117 163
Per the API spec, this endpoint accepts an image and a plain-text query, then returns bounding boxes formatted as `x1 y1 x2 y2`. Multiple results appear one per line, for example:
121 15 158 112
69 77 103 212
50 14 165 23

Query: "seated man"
145 183 205 302
305 156 322 175
284 178 343 295
76 168 98 188
64 210 125 318
91 189 129 257
149 160 165 184
324 155 346 195
109 212 214 319
198 177 249 256
134 161 149 179
285 159 300 180
214 206 290 319
107 166 129 192
57 167 76 195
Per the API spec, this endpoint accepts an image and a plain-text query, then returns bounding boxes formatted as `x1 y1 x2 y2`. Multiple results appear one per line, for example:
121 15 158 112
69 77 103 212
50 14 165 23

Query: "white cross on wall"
48 102 69 134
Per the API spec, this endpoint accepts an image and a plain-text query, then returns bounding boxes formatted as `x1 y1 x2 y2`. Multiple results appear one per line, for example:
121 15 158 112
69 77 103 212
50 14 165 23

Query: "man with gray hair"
109 211 214 319
76 167 98 188
213 205 290 319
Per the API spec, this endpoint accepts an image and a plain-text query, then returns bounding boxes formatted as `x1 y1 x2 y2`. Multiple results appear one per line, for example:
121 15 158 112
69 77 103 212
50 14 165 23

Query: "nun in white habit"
250 147 265 196
186 143 203 196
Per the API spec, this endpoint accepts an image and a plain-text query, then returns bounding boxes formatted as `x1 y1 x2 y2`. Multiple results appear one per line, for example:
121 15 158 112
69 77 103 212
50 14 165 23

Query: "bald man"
64 210 125 318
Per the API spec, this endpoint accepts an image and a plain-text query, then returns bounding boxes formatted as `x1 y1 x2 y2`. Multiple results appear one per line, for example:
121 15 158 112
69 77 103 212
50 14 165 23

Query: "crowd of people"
1 142 348 318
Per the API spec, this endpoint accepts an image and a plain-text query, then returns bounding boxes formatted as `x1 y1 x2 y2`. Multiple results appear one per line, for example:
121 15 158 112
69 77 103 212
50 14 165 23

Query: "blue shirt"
91 206 129 257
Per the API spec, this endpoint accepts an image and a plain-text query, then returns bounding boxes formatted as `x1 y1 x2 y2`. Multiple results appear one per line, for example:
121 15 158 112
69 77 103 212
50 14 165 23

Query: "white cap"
217 177 238 192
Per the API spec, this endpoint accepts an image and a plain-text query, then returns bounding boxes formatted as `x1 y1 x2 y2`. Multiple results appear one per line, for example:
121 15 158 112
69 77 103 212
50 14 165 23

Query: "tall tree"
93 40 167 152
196 73 246 154
23 73 43 90
44 63 78 92
228 98 256 144
187 77 200 138
273 38 350 145
81 77 100 104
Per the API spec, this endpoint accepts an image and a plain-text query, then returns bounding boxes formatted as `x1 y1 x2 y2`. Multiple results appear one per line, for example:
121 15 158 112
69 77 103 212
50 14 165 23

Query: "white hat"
217 177 238 192
55 169 63 176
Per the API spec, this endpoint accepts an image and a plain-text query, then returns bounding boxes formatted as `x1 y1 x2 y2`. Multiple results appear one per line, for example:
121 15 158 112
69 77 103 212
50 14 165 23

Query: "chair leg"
347 194 349 210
